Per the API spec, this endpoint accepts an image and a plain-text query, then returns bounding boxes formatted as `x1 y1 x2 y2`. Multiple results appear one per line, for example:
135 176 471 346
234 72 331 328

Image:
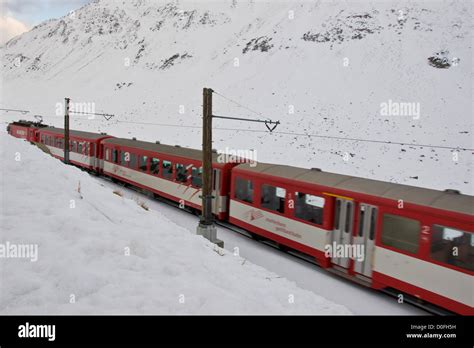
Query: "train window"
369 208 377 240
41 135 45 143
358 206 365 237
72 141 77 152
85 143 89 155
105 149 110 161
176 164 188 183
381 214 420 254
235 177 253 203
344 202 353 233
77 142 83 154
139 156 148 172
191 167 203 187
129 153 137 169
121 151 128 166
112 149 118 163
334 200 341 230
261 184 285 213
90 143 95 157
162 160 173 179
150 158 160 175
45 136 50 145
430 225 474 271
294 192 324 225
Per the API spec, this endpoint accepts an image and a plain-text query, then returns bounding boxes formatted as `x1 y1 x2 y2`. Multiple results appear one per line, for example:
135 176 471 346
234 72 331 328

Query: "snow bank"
0 131 351 314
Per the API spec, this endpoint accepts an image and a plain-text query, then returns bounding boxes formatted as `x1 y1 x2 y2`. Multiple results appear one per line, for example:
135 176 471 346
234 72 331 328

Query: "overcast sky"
0 0 91 44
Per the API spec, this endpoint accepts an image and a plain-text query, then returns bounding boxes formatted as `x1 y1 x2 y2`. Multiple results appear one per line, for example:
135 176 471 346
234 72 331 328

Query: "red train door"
28 129 35 141
353 204 378 278
332 198 354 268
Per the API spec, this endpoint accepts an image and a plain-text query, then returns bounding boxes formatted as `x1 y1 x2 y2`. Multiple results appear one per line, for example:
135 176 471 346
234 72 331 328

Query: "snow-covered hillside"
0 0 472 194
0 131 351 314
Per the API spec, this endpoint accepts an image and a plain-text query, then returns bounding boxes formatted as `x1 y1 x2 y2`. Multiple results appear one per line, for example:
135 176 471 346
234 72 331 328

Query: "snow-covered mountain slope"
0 131 351 314
0 0 472 194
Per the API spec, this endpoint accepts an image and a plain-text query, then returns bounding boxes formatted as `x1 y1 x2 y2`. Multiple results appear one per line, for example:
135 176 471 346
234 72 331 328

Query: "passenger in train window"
261 184 285 213
430 225 474 271
192 167 203 187
162 160 173 179
139 156 148 172
150 158 160 175
235 177 253 203
294 192 324 225
176 164 188 183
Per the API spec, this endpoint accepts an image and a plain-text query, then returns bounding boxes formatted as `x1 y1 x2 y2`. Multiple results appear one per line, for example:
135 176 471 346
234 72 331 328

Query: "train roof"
102 138 221 163
235 163 474 216
39 127 110 140
9 120 48 128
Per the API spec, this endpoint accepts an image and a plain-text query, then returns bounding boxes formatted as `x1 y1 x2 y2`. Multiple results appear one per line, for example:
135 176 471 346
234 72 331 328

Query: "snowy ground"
0 131 352 314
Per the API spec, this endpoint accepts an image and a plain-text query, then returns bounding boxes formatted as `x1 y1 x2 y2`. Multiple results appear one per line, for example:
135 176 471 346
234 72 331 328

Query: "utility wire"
3 109 473 151
213 90 270 120
0 108 30 114
70 111 115 120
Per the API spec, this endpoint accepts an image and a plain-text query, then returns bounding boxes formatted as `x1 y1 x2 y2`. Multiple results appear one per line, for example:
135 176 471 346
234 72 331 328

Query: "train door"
211 169 221 214
28 129 35 141
353 204 378 278
96 143 102 170
332 198 354 268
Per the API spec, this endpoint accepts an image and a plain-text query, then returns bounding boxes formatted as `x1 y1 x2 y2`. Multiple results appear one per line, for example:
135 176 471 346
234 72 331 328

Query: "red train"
7 120 474 315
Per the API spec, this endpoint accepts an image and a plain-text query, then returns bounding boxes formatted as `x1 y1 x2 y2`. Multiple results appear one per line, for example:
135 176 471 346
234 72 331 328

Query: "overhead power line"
0 108 29 114
213 90 270 120
2 108 472 152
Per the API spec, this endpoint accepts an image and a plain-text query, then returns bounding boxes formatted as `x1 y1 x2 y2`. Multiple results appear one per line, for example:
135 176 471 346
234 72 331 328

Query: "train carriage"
229 162 474 314
6 120 473 315
101 138 239 220
37 127 113 172
7 120 46 142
